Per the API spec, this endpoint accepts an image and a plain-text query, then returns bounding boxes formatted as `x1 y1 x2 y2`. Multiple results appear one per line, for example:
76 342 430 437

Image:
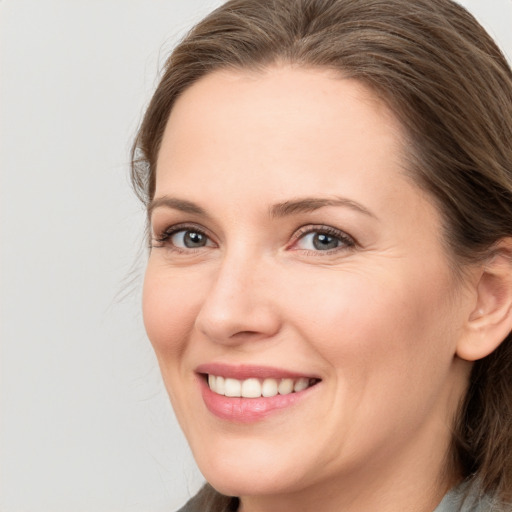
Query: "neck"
238 427 460 512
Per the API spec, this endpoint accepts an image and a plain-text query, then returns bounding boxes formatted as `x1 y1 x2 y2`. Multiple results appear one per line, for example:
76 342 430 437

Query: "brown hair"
131 0 512 508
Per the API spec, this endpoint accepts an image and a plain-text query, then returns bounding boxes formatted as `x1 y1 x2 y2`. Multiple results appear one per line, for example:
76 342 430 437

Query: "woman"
131 0 512 510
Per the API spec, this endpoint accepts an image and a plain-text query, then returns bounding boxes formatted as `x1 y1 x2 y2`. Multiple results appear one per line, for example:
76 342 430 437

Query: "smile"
207 374 318 398
196 364 322 422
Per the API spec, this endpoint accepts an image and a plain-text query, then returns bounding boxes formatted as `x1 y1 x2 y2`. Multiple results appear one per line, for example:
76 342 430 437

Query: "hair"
131 0 512 509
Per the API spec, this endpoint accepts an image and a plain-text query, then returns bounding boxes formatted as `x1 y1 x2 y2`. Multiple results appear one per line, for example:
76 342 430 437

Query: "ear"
457 239 512 362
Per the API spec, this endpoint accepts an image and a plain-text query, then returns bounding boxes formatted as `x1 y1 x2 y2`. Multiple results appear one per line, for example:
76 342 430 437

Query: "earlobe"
457 239 512 362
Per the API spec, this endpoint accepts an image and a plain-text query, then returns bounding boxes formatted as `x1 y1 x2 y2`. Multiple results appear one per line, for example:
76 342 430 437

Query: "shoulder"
175 494 203 512
434 480 510 512
174 484 239 512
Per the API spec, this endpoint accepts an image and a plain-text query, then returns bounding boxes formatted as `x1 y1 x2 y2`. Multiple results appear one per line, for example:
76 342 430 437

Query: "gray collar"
434 480 502 512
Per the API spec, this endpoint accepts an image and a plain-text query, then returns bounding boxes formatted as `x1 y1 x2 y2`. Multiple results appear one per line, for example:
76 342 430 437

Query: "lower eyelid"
291 227 355 249
155 226 218 251
152 224 354 253
296 236 347 251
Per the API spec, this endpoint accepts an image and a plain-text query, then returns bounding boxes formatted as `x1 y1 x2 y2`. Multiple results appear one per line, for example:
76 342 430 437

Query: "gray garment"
177 480 506 512
175 490 237 512
175 496 202 512
434 480 505 512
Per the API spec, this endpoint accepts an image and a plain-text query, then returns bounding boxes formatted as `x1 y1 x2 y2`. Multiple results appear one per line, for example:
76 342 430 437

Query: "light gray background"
1 1 511 511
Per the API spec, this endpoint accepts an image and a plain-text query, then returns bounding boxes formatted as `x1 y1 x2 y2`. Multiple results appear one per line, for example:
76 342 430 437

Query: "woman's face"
143 67 473 504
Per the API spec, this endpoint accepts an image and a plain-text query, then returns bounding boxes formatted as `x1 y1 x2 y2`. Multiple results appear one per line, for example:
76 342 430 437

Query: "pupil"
184 231 206 248
313 233 338 250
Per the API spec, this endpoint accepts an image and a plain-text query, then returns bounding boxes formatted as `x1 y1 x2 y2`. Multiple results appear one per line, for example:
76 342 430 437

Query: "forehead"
160 66 402 154
155 66 413 213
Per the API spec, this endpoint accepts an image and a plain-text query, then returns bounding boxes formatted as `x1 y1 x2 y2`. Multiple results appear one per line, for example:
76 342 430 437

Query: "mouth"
205 374 320 398
196 364 322 423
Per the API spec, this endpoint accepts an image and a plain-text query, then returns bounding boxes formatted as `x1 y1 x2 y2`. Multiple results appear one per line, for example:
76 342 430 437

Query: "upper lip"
195 362 320 381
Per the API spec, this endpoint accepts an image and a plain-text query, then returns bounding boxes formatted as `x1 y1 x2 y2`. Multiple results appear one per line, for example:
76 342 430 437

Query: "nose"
194 252 282 345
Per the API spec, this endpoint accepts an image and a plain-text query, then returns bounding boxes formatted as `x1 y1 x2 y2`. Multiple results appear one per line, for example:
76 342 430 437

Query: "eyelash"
290 225 356 254
151 223 356 254
151 223 212 250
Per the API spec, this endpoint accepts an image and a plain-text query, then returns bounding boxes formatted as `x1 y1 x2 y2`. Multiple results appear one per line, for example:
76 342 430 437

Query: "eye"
293 227 355 252
171 229 211 249
152 225 216 251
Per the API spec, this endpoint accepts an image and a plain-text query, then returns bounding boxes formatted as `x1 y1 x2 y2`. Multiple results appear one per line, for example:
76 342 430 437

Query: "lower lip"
199 376 317 423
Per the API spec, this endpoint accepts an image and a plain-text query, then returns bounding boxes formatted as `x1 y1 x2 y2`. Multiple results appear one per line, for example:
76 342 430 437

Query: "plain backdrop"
1 1 511 511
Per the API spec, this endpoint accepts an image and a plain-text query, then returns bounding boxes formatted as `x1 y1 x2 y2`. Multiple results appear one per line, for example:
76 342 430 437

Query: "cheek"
142 264 199 359
285 265 457 388
286 267 461 454
142 264 209 427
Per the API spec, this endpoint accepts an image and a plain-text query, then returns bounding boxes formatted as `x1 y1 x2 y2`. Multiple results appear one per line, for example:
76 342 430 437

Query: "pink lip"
195 363 321 423
195 362 318 380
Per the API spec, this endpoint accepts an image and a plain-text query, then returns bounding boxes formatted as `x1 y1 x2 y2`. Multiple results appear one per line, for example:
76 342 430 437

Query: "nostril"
230 330 267 341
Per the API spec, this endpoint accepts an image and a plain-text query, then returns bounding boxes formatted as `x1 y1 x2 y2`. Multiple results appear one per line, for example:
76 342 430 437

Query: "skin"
143 66 478 512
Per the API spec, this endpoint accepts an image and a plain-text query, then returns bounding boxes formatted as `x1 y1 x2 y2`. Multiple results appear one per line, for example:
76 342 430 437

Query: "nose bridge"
195 244 280 343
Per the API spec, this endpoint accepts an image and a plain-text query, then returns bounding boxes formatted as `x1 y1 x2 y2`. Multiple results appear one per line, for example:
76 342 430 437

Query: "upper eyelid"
151 223 217 248
291 224 356 243
151 222 356 248
153 222 209 237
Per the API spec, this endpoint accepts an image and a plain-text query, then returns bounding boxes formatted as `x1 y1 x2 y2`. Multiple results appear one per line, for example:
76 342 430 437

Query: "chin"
203 468 298 499
192 440 310 497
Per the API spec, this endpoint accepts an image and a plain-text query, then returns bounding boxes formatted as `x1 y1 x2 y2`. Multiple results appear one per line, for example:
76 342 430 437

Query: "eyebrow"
148 195 375 219
147 196 209 218
269 196 376 219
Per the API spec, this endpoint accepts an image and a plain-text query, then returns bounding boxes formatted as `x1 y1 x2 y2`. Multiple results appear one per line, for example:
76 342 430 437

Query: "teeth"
262 378 278 397
215 376 225 395
224 378 242 397
294 377 309 392
207 375 316 398
241 378 261 398
278 378 294 395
